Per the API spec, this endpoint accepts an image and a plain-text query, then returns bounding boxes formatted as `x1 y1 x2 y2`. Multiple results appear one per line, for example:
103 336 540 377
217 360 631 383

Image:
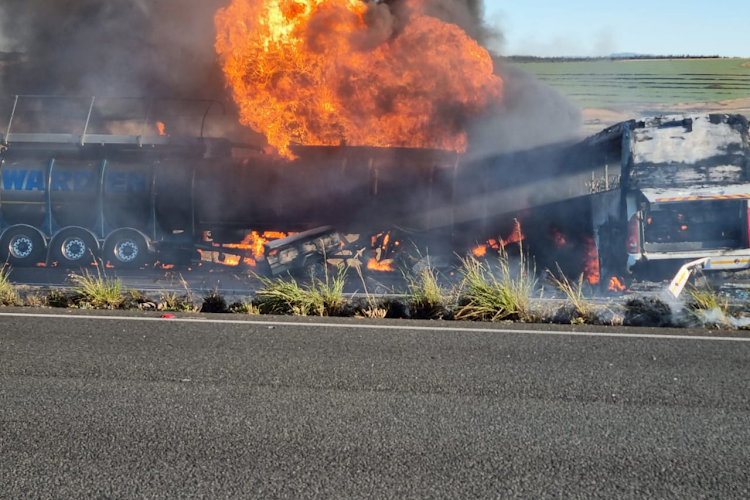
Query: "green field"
514 58 750 109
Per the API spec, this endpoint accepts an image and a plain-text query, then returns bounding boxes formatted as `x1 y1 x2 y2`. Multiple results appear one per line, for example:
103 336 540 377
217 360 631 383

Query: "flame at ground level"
367 258 395 272
608 276 626 292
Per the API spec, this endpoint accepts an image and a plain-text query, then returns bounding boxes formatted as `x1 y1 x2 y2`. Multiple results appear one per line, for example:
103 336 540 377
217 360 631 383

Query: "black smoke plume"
0 0 580 152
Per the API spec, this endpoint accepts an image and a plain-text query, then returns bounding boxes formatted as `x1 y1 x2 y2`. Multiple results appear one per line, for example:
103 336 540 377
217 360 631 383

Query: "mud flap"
667 258 709 299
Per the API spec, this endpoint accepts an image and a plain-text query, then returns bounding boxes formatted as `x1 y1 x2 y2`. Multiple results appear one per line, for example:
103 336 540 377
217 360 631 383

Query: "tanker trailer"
0 134 230 268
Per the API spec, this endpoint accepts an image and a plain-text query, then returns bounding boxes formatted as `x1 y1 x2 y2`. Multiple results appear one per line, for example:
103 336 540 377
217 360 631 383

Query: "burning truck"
0 94 748 287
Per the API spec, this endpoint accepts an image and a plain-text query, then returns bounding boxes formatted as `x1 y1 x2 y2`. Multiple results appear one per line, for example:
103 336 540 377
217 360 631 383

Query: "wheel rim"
61 237 87 261
114 239 139 263
9 235 33 259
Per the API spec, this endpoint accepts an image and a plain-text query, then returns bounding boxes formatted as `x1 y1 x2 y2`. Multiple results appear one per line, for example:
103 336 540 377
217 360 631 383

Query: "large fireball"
215 0 503 157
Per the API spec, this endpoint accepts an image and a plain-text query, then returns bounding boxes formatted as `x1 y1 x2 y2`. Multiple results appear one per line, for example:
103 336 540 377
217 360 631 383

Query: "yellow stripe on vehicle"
655 194 750 202
709 259 750 266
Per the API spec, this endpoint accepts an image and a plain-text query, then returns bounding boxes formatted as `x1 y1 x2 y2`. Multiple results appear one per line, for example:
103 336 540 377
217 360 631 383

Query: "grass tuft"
24 292 48 308
159 274 199 312
69 268 126 309
404 265 453 319
455 249 537 322
229 301 260 314
548 266 596 323
255 266 348 316
47 289 72 308
0 267 21 306
684 284 731 327
686 286 729 315
159 291 199 312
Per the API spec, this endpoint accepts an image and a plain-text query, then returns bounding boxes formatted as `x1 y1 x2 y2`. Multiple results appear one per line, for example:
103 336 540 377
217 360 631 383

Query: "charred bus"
586 114 750 280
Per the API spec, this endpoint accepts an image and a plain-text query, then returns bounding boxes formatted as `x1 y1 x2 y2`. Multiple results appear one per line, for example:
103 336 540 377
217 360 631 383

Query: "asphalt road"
1 311 749 499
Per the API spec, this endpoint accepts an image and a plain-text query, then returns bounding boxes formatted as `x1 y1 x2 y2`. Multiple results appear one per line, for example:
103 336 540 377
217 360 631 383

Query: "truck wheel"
48 228 100 268
0 225 47 267
103 230 149 269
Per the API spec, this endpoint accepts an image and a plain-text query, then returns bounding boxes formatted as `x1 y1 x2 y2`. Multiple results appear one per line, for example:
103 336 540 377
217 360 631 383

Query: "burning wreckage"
0 96 748 288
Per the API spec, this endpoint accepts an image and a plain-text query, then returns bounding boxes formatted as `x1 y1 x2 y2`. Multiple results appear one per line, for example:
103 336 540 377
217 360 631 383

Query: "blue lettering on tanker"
2 169 27 190
50 171 72 191
105 172 147 193
1 169 146 192
74 171 94 191
26 170 45 191
106 172 126 192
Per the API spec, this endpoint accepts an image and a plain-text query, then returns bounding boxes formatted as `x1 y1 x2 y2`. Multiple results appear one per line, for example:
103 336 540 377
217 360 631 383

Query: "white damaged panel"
631 114 745 165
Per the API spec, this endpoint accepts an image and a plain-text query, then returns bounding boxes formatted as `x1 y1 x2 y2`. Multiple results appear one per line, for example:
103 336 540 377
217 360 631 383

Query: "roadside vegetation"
1 256 748 330
405 265 453 319
254 266 348 316
0 267 21 306
548 266 597 324
455 251 536 322
69 269 127 310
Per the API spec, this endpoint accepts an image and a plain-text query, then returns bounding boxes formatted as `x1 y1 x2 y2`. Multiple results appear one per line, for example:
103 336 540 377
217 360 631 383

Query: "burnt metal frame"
1 95 226 147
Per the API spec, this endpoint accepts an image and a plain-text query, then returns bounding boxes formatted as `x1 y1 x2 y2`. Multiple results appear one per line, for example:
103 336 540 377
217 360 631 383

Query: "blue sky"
483 1 749 57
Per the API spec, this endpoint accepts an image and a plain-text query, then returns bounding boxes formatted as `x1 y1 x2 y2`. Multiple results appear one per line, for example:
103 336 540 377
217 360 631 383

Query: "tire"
0 225 47 267
48 228 100 268
103 229 150 269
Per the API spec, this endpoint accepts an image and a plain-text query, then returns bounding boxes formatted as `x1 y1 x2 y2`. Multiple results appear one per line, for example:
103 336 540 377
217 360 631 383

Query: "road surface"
1 310 749 499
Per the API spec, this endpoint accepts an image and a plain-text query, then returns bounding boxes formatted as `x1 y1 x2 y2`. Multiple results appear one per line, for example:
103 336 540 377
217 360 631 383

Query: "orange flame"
472 222 525 257
608 276 626 292
551 227 567 248
583 237 599 285
472 245 487 257
222 231 291 259
215 0 503 157
199 231 291 267
367 257 395 272
156 121 166 136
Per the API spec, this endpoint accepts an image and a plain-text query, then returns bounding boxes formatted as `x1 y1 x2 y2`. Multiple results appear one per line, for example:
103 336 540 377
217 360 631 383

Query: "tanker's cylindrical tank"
188 147 458 233
154 159 195 234
49 158 101 230
102 160 153 232
0 157 49 228
192 159 288 230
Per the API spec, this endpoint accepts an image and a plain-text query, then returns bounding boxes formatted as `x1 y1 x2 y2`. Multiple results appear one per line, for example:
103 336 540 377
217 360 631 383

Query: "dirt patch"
742 61 750 69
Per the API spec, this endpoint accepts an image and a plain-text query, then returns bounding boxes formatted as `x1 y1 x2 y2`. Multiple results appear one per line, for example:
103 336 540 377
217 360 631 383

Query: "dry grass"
684 284 731 327
353 262 389 319
548 266 596 323
404 265 453 319
159 274 199 312
686 286 729 315
24 293 48 308
229 301 260 314
0 267 21 306
69 268 126 309
455 249 537 322
255 266 348 316
159 291 199 312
